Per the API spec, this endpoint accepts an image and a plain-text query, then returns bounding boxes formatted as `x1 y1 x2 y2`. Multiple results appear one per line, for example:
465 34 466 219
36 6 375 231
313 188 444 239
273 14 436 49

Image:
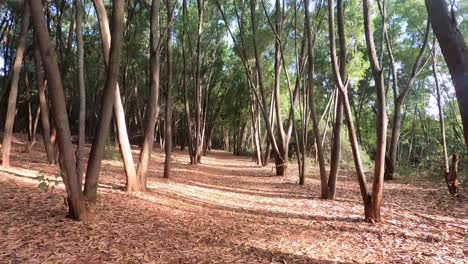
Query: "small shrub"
34 171 57 193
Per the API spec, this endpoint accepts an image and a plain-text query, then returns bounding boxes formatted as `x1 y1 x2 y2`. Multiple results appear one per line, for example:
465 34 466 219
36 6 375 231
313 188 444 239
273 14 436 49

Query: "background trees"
0 0 466 222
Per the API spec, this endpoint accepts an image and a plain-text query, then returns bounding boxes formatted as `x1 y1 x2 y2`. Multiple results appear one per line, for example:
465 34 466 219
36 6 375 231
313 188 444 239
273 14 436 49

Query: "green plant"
34 171 57 193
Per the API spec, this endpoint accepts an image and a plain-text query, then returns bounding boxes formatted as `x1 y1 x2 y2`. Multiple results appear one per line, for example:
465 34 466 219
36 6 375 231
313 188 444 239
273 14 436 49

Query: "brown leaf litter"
0 135 466 263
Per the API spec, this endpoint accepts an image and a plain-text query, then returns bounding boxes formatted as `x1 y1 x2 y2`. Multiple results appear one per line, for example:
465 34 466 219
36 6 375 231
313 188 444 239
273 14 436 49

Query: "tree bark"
327 0 347 199
164 0 173 178
363 0 387 222
29 0 89 220
75 0 86 187
272 0 288 176
34 39 54 164
385 19 430 180
84 0 125 206
432 45 450 177
249 0 283 171
2 2 29 168
182 0 195 164
194 0 205 164
305 0 328 198
328 0 370 209
92 0 138 192
425 0 468 145
135 0 161 189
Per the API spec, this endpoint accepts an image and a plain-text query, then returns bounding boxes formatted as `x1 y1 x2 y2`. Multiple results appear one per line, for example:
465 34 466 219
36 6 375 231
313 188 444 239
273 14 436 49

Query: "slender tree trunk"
164 0 173 178
84 0 125 207
1 2 29 168
75 0 86 187
249 0 281 164
135 0 161 189
194 0 205 164
327 0 347 199
34 41 54 164
29 0 89 220
25 71 41 153
26 105 40 153
432 45 449 176
92 0 138 191
363 0 387 222
272 0 288 176
182 0 195 164
425 0 468 145
328 0 370 213
249 89 262 164
385 19 430 180
305 0 328 198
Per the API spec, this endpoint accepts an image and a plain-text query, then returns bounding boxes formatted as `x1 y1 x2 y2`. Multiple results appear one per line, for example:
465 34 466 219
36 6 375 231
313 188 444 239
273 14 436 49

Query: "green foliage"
34 172 57 193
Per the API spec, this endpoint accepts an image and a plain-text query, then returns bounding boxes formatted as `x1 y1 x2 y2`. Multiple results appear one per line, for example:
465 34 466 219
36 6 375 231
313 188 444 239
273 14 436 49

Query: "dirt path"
0 138 466 263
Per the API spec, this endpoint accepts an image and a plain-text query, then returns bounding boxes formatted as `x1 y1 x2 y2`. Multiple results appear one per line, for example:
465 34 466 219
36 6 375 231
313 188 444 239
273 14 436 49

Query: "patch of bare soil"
0 135 466 263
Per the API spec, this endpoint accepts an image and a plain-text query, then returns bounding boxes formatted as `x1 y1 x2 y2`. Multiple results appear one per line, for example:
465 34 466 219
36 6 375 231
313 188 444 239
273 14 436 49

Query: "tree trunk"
75 0 86 187
446 154 459 194
92 0 138 192
249 0 282 165
34 40 54 164
135 0 161 189
363 0 387 223
432 45 450 177
29 0 89 220
425 0 468 145
327 0 347 199
272 0 288 176
182 0 195 164
305 0 328 198
84 0 125 207
163 0 173 178
1 2 29 168
385 19 430 180
328 0 370 212
194 0 205 164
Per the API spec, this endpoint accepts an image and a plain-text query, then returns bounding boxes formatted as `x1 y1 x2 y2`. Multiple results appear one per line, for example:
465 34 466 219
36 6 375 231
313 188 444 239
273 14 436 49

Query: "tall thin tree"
29 0 89 219
75 0 86 186
84 0 126 207
164 0 174 178
2 2 29 168
91 0 139 192
362 0 387 222
136 0 161 189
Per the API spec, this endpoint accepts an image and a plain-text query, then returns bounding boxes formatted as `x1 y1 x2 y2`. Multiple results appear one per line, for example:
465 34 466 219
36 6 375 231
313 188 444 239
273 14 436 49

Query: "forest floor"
0 134 467 263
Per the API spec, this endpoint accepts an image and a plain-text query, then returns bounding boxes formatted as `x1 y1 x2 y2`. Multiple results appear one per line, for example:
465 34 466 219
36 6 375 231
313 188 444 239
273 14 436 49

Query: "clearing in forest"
0 138 467 263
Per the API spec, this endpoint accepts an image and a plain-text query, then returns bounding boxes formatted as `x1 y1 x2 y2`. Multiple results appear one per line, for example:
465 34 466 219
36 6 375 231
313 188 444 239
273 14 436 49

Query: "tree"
432 42 451 192
164 0 174 178
84 0 126 208
305 0 327 197
384 11 431 180
75 0 86 185
136 0 161 189
2 1 29 168
327 0 346 199
28 0 89 220
362 0 387 222
33 36 54 164
425 0 468 146
91 0 138 192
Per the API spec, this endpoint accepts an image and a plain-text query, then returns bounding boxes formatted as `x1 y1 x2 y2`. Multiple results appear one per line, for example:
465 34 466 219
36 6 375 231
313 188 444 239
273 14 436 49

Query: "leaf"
38 182 48 192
